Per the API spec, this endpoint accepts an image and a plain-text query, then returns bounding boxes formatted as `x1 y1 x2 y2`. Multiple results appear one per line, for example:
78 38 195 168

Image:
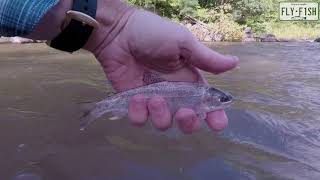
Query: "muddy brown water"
0 43 320 180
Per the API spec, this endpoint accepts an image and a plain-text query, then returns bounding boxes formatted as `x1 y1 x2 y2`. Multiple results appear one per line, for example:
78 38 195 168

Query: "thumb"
189 41 239 74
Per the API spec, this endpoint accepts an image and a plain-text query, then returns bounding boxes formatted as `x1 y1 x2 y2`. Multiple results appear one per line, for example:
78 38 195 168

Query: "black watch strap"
50 0 97 53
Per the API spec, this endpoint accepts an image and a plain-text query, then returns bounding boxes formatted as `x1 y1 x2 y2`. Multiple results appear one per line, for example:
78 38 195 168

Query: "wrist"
27 0 134 55
25 0 73 40
83 0 135 54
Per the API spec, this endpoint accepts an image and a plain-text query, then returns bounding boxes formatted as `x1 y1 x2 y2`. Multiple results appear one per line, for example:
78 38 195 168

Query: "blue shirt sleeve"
0 0 59 37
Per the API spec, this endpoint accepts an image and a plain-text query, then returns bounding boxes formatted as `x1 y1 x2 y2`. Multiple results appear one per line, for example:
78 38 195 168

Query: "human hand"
28 0 238 134
84 6 238 134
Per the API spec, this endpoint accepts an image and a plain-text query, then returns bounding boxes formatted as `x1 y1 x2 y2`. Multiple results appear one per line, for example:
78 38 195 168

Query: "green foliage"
195 8 210 22
179 0 199 16
153 0 178 18
127 0 320 41
127 0 176 17
209 8 244 41
270 22 320 40
234 0 269 21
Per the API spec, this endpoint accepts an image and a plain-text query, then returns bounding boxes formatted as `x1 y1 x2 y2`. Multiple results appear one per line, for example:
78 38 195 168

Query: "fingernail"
227 55 238 62
233 56 239 62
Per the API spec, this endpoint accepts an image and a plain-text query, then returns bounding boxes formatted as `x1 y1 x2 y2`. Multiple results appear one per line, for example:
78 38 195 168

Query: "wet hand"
85 7 239 133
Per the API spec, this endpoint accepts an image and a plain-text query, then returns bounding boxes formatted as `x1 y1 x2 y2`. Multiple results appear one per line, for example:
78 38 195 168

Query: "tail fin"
79 102 99 131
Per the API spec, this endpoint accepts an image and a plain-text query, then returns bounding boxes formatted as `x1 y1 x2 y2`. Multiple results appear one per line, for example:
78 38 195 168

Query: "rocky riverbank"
181 17 315 43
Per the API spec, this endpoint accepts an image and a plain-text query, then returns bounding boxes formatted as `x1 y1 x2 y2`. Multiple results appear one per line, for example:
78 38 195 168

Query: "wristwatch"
47 0 99 53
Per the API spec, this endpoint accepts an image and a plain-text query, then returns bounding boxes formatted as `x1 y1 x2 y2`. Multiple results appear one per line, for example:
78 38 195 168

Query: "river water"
0 43 319 180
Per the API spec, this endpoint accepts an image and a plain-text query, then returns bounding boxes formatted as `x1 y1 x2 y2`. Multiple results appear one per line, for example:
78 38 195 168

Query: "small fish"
80 81 233 130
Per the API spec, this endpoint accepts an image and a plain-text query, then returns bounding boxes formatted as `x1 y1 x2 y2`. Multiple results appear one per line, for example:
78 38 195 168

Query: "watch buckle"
64 10 99 29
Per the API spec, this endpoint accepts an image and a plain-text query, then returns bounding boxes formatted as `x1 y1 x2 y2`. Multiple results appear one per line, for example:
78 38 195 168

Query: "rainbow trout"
80 81 233 130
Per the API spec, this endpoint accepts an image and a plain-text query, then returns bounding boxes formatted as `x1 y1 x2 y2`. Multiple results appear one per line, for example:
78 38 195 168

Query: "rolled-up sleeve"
0 0 58 37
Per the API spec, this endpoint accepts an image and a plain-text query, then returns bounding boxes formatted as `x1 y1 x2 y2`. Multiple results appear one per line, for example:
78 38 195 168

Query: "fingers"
128 95 228 133
129 96 200 133
175 108 200 134
128 95 172 130
205 110 228 131
147 96 172 130
128 94 148 126
189 41 239 74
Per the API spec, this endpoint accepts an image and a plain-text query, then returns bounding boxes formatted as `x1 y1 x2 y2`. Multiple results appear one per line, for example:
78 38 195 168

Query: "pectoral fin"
109 116 121 121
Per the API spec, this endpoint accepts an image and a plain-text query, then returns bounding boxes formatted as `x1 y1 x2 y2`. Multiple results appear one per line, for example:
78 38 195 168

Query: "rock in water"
260 34 278 42
0 36 11 44
314 37 320 42
10 37 34 44
242 27 255 42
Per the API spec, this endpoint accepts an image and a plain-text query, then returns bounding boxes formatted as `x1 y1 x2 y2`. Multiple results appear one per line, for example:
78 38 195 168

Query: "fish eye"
208 87 232 103
220 95 231 103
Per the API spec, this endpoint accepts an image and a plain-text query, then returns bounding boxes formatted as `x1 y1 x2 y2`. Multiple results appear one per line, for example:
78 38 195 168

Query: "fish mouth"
219 100 233 110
